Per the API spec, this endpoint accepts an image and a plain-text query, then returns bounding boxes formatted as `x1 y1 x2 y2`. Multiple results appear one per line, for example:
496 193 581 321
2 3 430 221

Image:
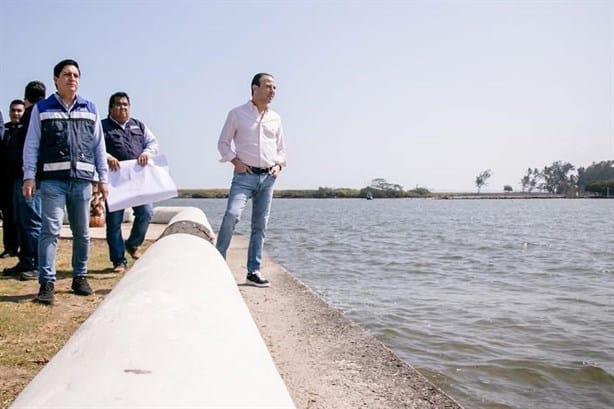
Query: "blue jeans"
106 204 153 265
38 179 92 284
216 172 276 273
13 180 42 270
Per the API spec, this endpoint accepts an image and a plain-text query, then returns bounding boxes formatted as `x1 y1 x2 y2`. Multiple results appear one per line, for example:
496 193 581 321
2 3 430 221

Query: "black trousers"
1 184 18 253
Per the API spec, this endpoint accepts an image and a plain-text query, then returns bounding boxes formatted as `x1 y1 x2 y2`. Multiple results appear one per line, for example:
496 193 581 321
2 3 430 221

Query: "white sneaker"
246 271 270 287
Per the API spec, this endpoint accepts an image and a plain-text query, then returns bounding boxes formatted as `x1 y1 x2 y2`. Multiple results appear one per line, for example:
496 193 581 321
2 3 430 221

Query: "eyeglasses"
113 102 130 107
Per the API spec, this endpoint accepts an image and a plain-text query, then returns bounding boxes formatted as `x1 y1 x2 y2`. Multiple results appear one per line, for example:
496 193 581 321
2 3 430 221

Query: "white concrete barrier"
152 206 189 224
11 207 295 409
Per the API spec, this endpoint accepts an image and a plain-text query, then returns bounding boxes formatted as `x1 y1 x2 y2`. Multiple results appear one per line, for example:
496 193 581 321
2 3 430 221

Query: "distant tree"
530 168 544 192
369 178 403 192
542 161 575 194
475 169 492 194
520 171 530 192
520 168 545 192
361 178 405 198
503 185 513 192
577 160 614 191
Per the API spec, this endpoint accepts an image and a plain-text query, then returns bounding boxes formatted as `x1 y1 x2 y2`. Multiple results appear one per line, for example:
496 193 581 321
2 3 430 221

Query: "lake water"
162 197 614 409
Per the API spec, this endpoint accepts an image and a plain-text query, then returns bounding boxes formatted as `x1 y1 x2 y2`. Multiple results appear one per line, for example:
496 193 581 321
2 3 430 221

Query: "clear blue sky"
1 0 612 192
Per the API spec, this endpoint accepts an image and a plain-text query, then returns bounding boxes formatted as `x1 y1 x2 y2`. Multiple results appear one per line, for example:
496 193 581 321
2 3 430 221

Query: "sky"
1 0 612 192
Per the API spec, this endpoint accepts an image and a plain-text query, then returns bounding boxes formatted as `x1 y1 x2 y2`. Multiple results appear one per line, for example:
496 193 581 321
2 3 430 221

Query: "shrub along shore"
177 188 593 199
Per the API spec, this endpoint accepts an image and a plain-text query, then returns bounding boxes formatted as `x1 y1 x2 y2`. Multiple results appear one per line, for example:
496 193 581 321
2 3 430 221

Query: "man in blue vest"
102 92 159 273
23 59 109 305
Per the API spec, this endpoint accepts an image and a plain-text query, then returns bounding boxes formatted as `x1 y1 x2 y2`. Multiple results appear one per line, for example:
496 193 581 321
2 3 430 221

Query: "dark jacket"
5 106 34 182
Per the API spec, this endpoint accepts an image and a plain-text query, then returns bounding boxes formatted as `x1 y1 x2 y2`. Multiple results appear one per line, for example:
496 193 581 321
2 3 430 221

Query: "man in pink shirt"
216 73 286 287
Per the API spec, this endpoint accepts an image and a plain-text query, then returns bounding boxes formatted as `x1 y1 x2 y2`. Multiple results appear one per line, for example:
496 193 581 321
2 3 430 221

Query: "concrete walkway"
60 222 166 241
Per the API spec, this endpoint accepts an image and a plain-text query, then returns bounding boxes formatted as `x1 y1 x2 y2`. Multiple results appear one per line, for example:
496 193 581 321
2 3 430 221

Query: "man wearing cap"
216 73 286 288
23 59 109 305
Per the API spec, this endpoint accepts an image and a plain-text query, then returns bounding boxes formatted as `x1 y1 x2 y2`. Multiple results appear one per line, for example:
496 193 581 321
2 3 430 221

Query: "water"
162 198 614 409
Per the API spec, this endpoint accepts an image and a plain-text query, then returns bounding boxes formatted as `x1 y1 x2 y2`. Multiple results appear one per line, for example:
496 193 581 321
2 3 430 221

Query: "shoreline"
226 234 462 408
176 189 607 200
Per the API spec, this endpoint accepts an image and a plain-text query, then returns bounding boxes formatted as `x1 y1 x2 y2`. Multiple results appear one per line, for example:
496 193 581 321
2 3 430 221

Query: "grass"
0 231 152 409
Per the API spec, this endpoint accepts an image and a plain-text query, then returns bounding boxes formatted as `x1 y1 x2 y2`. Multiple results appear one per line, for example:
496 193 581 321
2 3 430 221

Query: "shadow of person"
88 267 119 275
0 293 38 303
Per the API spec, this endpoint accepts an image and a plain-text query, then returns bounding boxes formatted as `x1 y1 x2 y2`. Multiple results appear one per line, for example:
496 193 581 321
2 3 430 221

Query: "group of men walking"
1 58 286 305
1 59 159 305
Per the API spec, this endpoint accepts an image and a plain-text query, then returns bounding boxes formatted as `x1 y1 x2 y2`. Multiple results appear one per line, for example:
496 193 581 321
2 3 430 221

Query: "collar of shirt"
249 99 269 115
53 93 79 112
108 116 130 129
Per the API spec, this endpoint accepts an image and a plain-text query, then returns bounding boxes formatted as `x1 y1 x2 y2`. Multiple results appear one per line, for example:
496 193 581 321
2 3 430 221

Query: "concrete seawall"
11 207 295 408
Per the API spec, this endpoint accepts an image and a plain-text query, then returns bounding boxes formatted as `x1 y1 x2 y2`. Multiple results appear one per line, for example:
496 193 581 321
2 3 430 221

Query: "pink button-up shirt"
217 101 286 168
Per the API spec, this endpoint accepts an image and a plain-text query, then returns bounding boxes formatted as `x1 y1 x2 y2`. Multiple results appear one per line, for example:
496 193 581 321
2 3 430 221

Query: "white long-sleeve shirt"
217 101 286 169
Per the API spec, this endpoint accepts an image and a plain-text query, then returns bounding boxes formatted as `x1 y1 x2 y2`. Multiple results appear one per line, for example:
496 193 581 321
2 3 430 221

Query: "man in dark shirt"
2 82 46 280
0 110 5 253
0 100 25 259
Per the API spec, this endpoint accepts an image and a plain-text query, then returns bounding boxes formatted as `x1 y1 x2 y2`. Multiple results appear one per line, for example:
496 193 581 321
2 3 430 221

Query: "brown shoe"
126 247 142 260
113 262 127 273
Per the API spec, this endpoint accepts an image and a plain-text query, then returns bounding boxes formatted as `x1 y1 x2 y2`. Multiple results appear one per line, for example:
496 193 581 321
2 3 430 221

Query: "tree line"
519 160 613 196
473 160 613 197
177 160 613 199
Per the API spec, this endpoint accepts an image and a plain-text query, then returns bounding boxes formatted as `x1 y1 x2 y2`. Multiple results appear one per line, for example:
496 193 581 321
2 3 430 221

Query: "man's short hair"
10 99 24 108
251 73 274 95
108 91 130 113
24 81 46 103
54 59 80 77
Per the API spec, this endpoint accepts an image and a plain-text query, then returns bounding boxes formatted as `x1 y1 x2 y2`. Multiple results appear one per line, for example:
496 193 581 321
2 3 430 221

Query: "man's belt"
249 166 272 174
